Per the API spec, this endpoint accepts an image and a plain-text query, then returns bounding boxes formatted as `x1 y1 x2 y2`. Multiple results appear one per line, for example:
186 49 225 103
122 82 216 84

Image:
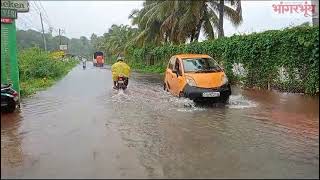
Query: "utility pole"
59 28 62 46
40 12 47 51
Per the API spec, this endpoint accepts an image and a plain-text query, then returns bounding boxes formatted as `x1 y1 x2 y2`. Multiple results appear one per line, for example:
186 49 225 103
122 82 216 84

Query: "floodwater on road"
1 64 319 178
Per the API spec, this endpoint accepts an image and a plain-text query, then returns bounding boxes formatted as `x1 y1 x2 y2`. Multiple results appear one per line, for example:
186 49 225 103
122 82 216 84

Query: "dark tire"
220 96 230 104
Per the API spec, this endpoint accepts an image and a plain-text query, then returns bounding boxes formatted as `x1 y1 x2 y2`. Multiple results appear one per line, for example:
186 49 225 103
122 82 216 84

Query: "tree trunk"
193 3 206 42
218 0 225 38
164 32 168 43
194 20 203 42
190 33 195 43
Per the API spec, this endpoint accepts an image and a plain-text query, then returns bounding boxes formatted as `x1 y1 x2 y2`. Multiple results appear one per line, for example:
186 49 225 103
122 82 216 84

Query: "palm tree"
130 0 243 45
100 24 139 56
215 0 242 38
129 1 170 46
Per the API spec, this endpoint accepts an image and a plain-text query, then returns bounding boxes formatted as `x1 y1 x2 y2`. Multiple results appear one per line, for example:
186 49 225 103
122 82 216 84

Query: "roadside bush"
126 26 319 94
49 50 65 60
18 48 78 96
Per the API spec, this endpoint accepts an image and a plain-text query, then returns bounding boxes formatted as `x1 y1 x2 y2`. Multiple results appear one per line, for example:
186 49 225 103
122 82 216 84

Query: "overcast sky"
16 1 313 40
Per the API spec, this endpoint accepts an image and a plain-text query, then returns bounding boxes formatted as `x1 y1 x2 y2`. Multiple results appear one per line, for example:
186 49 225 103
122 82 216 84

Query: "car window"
169 57 176 70
182 57 222 73
168 57 175 70
173 59 183 75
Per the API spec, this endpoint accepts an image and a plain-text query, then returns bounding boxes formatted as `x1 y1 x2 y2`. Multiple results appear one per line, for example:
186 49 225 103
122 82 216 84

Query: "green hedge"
126 26 319 94
18 48 78 96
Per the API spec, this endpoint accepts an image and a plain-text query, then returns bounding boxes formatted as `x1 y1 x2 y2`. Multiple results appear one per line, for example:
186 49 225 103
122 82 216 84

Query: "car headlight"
186 77 197 87
221 74 229 85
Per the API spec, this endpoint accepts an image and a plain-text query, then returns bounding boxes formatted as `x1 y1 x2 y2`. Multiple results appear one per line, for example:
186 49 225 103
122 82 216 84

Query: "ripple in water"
227 95 257 109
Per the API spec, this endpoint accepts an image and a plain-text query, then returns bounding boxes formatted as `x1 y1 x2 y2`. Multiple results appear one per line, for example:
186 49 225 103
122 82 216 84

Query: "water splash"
227 95 257 109
111 89 131 103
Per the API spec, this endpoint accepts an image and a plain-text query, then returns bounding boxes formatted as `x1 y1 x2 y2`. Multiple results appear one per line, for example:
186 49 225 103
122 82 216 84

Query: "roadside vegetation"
18 48 78 97
90 0 318 95
17 0 319 95
125 26 319 94
17 29 93 58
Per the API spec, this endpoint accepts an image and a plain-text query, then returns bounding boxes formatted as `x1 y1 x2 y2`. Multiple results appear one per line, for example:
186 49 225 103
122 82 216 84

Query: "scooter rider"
111 56 131 89
82 57 87 69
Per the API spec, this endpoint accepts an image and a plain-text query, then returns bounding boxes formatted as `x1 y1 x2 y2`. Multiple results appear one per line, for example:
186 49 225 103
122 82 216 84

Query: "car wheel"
220 96 230 104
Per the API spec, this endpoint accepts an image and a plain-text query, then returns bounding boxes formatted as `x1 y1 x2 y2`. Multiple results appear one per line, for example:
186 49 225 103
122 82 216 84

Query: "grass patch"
18 48 78 97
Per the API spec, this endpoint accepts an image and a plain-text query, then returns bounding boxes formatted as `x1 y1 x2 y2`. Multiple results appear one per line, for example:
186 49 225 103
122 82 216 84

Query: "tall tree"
96 24 139 56
218 0 225 38
130 0 243 45
16 29 93 57
216 0 242 38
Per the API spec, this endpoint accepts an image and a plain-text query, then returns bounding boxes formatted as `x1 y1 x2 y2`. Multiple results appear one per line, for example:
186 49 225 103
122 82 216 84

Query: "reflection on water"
1 66 319 178
1 113 24 175
111 72 319 178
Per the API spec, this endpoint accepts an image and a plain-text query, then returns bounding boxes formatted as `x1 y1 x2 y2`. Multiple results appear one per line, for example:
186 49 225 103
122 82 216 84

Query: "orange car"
163 54 231 103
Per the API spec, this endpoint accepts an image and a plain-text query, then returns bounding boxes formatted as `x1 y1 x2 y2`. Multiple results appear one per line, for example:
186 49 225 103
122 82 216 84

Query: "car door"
171 58 183 96
176 59 186 95
165 56 176 92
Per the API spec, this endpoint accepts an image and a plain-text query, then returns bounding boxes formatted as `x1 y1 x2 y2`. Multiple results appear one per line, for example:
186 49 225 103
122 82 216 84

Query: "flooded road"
1 64 319 178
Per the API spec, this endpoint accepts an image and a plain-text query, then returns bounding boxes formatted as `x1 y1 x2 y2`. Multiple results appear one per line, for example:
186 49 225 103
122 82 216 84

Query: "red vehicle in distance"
93 51 104 67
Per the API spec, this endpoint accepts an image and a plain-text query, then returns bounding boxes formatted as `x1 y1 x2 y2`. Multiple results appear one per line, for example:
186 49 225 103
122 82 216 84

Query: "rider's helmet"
117 56 124 62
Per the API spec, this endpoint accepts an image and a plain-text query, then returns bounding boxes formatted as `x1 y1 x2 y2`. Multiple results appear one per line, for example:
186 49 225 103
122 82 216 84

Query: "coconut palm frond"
223 5 242 26
202 11 215 39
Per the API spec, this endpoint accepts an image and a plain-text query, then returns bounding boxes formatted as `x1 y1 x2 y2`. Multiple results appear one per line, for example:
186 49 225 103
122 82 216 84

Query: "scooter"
1 84 19 113
115 75 128 90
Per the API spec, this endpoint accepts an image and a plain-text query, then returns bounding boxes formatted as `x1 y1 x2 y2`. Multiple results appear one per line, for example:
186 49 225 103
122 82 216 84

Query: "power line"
40 12 47 51
16 19 42 32
16 1 65 39
23 1 53 33
38 1 51 24
34 1 52 28
31 1 41 14
17 14 42 32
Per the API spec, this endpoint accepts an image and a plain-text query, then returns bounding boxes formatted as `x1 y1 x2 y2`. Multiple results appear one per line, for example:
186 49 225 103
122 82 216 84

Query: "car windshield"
182 58 222 73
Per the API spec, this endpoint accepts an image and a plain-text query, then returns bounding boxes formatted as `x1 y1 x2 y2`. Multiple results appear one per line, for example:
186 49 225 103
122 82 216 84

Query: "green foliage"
16 29 93 58
126 26 319 94
91 25 139 57
18 48 78 97
129 0 242 45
